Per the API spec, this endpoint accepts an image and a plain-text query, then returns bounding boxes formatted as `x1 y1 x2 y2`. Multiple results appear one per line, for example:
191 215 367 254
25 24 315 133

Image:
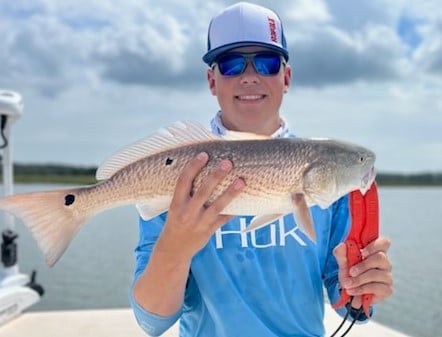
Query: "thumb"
333 243 349 278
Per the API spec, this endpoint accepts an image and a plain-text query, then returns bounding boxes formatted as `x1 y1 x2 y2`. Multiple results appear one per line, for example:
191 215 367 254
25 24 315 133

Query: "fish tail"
0 189 88 267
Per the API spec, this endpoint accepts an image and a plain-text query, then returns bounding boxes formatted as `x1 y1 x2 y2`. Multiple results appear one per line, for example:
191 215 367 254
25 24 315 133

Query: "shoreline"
0 163 440 186
6 174 442 187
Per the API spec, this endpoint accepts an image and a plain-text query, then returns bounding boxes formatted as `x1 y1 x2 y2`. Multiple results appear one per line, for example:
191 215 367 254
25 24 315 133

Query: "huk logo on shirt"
215 217 307 249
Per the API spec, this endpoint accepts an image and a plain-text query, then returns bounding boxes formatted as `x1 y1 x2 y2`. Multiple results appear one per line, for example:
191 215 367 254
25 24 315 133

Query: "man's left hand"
333 237 393 310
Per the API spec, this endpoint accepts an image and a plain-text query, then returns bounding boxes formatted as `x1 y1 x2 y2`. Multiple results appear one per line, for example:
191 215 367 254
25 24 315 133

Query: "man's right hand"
133 152 245 316
156 151 246 261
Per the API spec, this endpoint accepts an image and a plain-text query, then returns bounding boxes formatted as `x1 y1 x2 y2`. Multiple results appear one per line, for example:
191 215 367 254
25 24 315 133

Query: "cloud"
1 15 65 96
288 24 407 86
326 0 395 30
284 0 331 24
413 19 442 75
89 2 202 87
0 0 441 172
1 0 440 93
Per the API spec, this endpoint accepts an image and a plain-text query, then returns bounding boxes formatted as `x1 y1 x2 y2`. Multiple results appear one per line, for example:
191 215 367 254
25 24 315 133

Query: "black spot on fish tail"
165 157 174 166
64 194 75 206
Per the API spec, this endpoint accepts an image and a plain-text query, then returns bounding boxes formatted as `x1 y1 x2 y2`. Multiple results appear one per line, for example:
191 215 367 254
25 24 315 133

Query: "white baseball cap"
203 2 289 65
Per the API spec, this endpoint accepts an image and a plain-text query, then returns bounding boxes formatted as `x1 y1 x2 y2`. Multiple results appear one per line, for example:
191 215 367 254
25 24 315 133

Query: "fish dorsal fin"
96 121 219 180
224 130 271 141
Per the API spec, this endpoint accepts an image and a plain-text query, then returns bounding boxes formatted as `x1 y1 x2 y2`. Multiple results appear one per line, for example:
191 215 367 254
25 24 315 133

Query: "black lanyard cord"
329 297 363 337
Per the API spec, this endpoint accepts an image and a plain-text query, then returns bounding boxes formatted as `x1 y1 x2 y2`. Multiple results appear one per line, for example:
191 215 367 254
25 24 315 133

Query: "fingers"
206 178 245 229
191 158 234 208
173 152 209 203
361 237 391 258
344 274 393 307
349 250 392 277
336 237 393 305
173 152 240 210
167 152 245 235
161 153 245 259
341 264 392 290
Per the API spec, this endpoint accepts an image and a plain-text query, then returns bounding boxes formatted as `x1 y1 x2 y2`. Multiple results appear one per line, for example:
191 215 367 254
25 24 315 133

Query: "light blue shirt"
129 194 367 337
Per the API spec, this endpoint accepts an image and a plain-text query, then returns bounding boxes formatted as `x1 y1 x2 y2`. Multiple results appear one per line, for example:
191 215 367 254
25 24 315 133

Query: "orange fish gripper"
332 182 379 318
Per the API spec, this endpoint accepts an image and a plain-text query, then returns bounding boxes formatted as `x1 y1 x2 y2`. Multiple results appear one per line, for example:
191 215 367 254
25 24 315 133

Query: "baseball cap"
203 2 289 65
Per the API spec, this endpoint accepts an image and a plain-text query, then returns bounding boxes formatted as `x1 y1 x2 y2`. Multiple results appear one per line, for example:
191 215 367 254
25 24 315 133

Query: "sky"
0 0 441 173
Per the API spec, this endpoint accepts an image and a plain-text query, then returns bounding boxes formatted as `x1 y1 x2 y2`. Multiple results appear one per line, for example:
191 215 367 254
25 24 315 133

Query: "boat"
0 90 44 326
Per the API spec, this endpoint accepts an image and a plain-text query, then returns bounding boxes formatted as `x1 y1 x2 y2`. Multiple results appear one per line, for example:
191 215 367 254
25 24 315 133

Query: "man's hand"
333 237 393 310
156 151 246 262
134 152 245 316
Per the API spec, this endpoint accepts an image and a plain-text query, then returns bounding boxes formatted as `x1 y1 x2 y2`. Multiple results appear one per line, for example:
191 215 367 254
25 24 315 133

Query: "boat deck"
0 306 412 337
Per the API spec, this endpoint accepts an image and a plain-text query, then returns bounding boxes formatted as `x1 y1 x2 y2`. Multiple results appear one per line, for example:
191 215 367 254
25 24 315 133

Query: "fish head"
302 140 376 209
332 141 376 195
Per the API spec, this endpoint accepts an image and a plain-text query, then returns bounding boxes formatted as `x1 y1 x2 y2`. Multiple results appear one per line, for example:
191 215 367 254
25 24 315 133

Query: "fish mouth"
360 166 376 194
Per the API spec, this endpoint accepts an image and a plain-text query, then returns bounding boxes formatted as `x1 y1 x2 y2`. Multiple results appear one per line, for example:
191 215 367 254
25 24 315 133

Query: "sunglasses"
213 52 284 76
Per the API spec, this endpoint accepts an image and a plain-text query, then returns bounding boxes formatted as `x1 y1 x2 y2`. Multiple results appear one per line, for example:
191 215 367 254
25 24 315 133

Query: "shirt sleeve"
129 213 182 336
322 195 372 322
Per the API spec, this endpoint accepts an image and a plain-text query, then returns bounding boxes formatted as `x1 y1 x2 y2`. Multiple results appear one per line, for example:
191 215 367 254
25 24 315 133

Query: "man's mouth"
236 94 265 101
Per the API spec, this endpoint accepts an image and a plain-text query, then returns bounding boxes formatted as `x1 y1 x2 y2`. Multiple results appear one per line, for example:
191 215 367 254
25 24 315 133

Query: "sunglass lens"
254 54 281 75
217 55 245 76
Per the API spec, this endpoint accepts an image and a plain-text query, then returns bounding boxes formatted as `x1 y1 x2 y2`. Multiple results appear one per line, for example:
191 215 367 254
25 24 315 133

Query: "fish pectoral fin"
136 200 169 220
291 193 316 243
305 191 334 209
244 214 284 232
302 162 336 210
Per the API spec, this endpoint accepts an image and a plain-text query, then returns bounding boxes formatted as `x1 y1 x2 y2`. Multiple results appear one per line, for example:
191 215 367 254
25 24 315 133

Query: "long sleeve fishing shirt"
129 194 370 337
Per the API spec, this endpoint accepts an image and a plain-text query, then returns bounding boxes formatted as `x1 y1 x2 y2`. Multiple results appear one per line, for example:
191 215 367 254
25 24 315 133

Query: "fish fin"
96 121 219 180
302 163 335 209
303 190 333 209
244 214 284 232
136 200 170 221
0 189 88 267
223 130 271 141
291 193 316 243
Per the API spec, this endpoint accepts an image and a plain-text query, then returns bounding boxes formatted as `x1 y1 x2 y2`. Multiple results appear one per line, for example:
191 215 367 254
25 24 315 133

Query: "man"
130 2 392 336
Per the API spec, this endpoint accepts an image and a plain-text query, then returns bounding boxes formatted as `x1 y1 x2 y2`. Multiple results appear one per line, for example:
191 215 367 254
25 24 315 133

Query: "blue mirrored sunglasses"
213 52 284 76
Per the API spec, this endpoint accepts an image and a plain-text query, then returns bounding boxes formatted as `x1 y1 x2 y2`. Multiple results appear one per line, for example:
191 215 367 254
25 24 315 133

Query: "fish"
0 121 376 267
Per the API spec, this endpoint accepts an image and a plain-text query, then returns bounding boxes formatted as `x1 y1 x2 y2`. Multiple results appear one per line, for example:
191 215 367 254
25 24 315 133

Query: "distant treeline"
1 163 442 186
375 172 442 186
13 163 96 176
8 163 98 184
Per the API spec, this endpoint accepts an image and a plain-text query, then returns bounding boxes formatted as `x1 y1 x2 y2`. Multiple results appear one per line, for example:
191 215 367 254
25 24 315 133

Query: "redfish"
0 121 375 266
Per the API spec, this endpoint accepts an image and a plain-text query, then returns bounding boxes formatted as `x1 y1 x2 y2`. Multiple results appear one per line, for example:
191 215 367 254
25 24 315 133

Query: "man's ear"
207 68 217 96
283 65 292 93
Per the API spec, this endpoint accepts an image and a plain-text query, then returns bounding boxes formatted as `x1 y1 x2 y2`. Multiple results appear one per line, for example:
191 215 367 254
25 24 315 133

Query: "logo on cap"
268 17 277 43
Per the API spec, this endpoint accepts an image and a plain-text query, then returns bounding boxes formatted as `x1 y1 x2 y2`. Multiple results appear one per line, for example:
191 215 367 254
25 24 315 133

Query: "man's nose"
240 61 260 82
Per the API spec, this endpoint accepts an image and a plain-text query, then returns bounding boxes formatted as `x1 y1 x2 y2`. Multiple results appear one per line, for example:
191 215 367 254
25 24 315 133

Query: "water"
2 184 441 337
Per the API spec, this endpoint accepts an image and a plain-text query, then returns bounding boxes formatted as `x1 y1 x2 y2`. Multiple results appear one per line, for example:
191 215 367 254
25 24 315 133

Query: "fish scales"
107 139 328 214
73 138 313 217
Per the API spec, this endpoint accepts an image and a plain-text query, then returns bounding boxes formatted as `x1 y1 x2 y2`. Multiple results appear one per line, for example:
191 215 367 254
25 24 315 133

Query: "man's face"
207 46 291 135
